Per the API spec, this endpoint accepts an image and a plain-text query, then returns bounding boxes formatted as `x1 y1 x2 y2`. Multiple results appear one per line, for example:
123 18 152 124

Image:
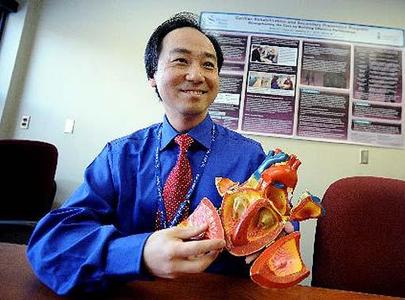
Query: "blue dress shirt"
27 115 266 295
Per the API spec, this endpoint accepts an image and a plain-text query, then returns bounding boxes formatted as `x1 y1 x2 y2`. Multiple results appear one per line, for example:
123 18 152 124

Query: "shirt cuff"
105 232 152 280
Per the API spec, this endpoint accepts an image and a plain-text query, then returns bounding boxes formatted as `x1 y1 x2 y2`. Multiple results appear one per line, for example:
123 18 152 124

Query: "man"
282 76 294 90
27 13 271 295
251 45 263 62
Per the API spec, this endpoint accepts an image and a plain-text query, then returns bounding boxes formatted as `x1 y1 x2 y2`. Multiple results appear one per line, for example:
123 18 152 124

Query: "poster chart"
200 12 405 148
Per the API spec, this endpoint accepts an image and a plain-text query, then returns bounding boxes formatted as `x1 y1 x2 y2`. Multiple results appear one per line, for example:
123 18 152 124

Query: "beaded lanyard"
154 123 216 229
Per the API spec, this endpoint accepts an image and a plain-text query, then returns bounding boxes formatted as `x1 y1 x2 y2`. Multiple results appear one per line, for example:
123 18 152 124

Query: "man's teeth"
184 90 204 95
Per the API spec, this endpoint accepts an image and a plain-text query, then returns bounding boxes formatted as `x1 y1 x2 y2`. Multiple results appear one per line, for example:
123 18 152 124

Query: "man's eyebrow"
203 52 217 61
169 48 191 55
169 48 217 60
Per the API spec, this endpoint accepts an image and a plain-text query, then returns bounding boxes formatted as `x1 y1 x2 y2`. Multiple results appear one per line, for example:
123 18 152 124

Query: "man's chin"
180 94 209 102
180 109 207 117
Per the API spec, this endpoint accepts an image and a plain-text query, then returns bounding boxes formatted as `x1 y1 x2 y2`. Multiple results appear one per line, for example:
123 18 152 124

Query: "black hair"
144 12 224 80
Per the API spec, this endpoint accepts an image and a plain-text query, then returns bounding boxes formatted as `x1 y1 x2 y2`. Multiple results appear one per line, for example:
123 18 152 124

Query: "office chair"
0 139 58 244
311 176 405 298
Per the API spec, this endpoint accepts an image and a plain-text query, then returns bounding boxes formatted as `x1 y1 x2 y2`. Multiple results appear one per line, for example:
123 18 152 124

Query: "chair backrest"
0 139 58 221
311 176 405 298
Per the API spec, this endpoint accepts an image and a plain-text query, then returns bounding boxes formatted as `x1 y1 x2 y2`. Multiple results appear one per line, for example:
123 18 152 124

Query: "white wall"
1 0 405 285
0 0 30 121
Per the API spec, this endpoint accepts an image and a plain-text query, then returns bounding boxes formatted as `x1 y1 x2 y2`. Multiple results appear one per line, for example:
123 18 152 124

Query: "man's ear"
149 78 157 87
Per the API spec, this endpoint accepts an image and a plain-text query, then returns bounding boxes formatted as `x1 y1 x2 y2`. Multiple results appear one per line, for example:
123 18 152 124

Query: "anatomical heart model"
182 149 325 288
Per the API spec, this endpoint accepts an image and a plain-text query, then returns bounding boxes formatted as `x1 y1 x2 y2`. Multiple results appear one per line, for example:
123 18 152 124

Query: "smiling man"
27 12 266 295
149 26 219 131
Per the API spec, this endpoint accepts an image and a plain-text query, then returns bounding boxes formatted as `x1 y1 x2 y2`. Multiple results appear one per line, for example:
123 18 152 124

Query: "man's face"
149 27 219 124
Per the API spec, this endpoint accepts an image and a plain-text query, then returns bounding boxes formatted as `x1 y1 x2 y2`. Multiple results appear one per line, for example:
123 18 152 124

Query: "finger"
175 239 225 258
283 221 294 233
170 223 208 240
175 250 220 274
245 251 261 264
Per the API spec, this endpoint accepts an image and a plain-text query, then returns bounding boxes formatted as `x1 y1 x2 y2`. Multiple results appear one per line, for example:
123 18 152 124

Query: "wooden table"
0 243 400 299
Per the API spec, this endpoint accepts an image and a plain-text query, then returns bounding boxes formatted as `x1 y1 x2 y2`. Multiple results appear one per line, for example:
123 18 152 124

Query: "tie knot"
175 134 193 151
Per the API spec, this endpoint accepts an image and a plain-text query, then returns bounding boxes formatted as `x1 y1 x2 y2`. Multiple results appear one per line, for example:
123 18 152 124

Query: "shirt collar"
160 115 213 150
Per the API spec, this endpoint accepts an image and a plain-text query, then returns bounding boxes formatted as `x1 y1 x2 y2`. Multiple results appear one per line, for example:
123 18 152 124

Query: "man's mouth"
181 90 207 95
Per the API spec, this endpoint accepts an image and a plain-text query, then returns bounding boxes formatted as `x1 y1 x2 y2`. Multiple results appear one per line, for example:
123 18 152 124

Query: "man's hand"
143 224 226 279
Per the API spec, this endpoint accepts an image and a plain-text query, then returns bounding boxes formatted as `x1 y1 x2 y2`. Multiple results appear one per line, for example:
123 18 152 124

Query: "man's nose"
185 64 205 82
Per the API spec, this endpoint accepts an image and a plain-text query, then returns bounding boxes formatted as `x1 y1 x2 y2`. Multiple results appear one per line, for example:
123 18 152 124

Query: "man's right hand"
142 224 226 279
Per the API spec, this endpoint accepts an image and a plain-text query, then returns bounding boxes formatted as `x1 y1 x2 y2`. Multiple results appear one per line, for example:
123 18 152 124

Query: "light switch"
360 149 369 164
20 115 31 129
64 119 75 134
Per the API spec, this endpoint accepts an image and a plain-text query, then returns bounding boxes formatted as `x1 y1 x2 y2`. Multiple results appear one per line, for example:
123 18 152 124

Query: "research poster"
200 12 405 148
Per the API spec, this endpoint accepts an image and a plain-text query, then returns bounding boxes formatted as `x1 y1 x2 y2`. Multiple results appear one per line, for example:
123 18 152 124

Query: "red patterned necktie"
163 134 194 222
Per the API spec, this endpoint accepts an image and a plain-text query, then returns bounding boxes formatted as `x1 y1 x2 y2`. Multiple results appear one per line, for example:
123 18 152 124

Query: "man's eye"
203 62 216 69
174 58 188 64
